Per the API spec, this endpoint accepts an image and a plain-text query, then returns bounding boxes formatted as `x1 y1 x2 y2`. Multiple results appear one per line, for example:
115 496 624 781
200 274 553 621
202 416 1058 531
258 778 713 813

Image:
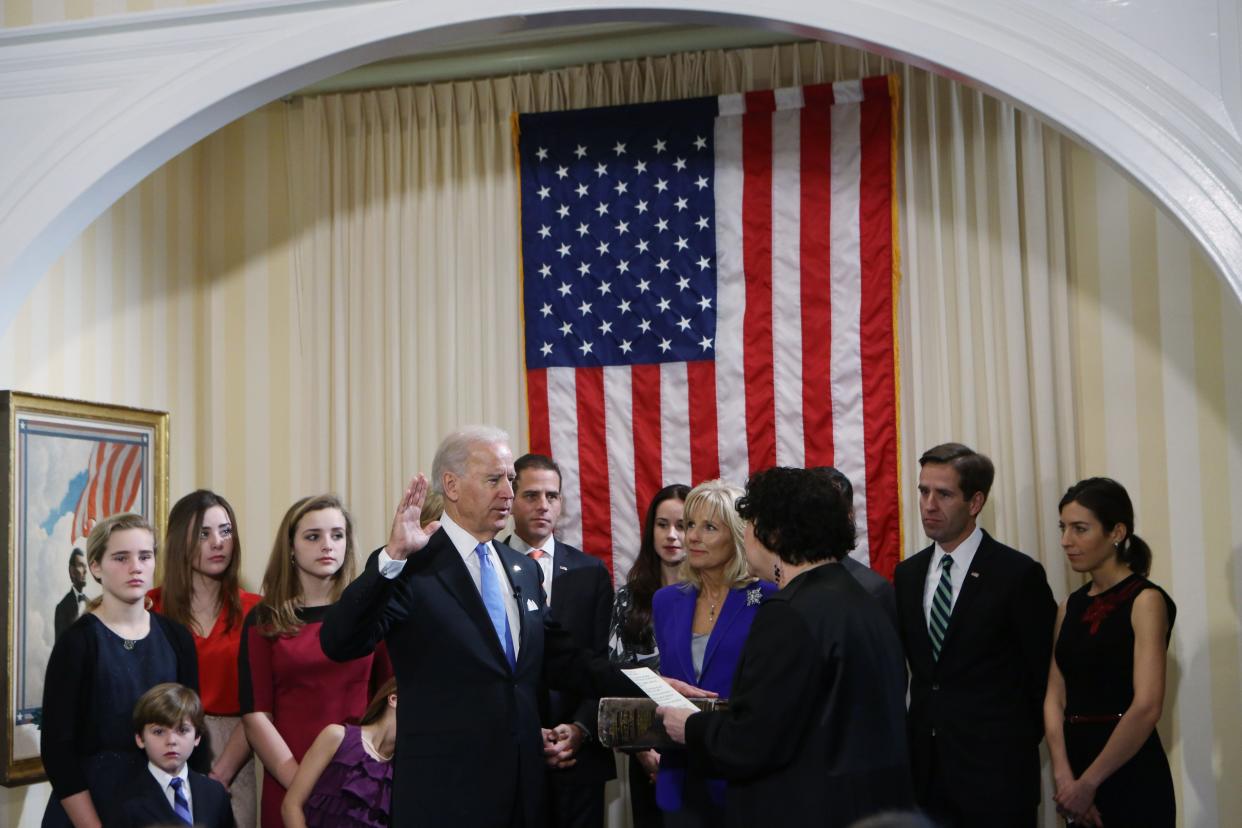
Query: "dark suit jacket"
842 555 898 629
651 579 777 811
320 530 632 827
105 766 234 828
511 537 617 787
685 564 913 828
893 530 1056 812
53 590 81 640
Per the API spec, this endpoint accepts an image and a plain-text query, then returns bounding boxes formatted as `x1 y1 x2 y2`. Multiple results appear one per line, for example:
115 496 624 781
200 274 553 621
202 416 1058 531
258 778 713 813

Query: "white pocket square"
526 598 540 611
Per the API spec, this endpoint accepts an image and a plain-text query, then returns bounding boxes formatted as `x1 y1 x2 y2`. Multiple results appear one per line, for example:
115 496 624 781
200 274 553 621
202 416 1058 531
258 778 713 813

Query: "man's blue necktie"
475 543 516 668
169 777 192 825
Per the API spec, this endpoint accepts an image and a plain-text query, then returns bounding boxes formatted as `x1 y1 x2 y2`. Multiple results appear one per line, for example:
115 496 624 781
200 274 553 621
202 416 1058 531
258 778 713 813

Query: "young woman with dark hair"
1044 477 1176 827
149 489 261 828
607 482 689 827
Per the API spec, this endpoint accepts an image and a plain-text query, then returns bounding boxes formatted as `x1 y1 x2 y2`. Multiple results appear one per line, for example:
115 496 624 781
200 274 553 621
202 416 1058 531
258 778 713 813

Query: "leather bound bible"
597 697 729 751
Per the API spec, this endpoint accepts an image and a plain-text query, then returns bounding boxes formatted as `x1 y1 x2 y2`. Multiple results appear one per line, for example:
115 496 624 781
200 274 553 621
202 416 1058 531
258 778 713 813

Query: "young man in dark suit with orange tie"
506 453 615 828
893 443 1056 828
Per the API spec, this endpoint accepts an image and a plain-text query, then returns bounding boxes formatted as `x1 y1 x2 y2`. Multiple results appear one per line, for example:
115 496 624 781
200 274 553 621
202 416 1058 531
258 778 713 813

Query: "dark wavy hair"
622 483 690 645
1059 477 1152 577
736 467 855 565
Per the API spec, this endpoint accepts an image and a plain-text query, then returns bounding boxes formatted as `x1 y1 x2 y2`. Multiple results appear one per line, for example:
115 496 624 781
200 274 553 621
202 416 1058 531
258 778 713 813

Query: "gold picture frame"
0 392 168 786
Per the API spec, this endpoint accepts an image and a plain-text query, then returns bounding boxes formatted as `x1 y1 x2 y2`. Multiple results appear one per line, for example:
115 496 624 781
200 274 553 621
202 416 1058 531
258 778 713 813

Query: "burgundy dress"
1055 574 1176 826
239 604 392 828
303 724 393 827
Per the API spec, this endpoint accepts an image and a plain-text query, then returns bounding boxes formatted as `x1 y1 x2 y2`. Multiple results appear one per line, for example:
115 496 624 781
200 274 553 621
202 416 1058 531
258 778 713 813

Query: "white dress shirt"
921 525 983 629
506 534 556 606
378 512 522 658
148 761 192 819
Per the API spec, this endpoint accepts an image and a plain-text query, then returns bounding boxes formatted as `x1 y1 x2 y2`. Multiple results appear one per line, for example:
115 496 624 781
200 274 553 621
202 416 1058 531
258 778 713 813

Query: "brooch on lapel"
512 564 522 572
746 587 764 607
526 598 540 611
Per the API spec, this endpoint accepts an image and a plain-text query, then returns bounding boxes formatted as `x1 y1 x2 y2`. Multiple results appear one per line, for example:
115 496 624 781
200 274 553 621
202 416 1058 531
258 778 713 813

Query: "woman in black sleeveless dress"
1044 478 1176 827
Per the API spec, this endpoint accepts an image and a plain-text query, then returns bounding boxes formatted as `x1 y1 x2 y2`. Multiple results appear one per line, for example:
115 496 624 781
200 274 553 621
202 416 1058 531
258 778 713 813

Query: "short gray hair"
431 426 512 494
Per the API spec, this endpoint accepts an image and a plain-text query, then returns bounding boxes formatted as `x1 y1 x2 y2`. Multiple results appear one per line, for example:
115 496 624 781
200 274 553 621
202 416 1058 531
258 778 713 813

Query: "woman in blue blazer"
652 479 776 827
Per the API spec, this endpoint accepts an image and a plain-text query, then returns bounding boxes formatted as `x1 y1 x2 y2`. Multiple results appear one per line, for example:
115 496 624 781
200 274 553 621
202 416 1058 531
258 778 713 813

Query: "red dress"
148 587 263 715
239 604 392 828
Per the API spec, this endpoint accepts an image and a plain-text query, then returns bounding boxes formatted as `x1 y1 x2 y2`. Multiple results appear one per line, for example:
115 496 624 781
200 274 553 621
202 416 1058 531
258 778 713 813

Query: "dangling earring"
773 562 782 584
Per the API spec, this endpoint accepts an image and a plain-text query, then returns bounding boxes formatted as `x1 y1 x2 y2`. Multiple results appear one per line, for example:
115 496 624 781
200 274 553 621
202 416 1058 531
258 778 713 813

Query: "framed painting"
0 392 169 786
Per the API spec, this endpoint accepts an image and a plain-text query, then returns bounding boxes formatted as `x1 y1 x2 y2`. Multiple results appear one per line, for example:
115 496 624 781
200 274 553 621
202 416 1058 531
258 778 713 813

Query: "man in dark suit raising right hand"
893 443 1056 828
320 427 684 827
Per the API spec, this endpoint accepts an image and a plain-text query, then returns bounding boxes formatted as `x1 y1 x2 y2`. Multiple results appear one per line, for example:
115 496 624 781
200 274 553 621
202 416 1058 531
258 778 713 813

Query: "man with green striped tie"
894 443 1056 828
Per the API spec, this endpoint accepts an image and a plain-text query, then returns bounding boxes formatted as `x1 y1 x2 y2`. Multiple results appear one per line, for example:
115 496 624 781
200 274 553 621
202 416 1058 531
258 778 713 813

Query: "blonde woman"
41 513 202 828
650 480 777 826
238 495 391 828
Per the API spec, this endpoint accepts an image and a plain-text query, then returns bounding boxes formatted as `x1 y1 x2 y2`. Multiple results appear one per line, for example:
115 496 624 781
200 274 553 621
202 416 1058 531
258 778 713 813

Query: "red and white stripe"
527 77 899 583
72 441 144 539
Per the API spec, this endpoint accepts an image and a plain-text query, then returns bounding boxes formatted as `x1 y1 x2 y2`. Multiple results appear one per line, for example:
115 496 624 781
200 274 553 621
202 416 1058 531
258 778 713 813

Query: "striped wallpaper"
0 22 1239 828
1066 141 1242 827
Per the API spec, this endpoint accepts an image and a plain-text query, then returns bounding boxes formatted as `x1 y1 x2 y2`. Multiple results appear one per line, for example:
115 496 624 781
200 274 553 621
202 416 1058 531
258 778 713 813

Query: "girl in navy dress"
41 513 201 828
1044 477 1176 827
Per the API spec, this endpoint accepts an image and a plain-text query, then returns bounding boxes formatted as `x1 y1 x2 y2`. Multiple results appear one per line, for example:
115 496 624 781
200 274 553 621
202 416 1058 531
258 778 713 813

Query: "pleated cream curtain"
284 41 1078 602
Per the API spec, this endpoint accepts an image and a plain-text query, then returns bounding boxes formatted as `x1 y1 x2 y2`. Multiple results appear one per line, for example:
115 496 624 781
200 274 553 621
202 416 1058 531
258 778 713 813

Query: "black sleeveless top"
1054 574 1176 826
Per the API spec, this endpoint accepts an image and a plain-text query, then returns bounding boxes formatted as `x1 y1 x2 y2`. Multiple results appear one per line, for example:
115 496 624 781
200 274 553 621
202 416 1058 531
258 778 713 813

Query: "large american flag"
515 77 900 582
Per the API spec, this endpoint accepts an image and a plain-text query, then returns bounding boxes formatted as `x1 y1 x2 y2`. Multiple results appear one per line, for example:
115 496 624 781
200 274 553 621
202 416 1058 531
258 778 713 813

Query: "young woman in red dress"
149 490 262 828
239 494 391 828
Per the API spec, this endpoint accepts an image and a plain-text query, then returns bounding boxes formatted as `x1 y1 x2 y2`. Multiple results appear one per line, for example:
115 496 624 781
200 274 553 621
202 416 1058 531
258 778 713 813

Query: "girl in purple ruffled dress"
281 678 397 828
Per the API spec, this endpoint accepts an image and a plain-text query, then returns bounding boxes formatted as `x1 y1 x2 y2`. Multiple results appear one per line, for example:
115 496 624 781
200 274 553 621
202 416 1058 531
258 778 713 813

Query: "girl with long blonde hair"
41 513 202 828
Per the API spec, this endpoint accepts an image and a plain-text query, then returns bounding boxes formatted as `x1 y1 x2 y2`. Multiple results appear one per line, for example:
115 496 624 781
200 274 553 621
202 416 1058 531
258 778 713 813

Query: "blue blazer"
651 579 777 812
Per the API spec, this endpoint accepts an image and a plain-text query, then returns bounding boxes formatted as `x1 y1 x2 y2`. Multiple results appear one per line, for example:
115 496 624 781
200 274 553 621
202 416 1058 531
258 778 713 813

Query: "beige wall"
1 62 1240 828
1065 142 1242 824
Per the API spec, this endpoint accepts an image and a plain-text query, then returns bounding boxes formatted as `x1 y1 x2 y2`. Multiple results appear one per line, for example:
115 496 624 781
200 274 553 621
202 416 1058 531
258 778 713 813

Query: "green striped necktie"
929 555 954 660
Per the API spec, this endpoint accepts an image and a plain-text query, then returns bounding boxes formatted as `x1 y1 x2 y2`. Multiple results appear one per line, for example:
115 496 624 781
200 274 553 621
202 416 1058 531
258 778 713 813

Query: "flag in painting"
515 77 900 583
71 441 144 540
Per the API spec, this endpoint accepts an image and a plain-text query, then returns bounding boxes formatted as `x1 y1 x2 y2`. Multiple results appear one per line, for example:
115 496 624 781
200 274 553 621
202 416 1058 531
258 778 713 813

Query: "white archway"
1 0 1239 335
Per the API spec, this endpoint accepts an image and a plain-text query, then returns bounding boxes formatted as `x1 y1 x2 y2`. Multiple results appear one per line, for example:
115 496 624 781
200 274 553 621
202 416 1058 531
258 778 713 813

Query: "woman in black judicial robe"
659 466 914 828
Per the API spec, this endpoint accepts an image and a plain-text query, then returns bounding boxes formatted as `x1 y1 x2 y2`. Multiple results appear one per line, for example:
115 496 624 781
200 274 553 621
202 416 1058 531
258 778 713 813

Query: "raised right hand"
387 474 439 560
